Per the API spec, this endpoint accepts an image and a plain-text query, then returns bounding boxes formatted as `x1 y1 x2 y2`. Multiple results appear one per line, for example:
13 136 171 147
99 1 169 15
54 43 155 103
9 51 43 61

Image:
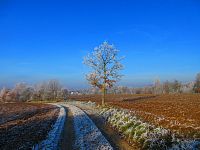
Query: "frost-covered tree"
13 83 34 102
193 73 200 93
84 42 123 105
0 87 9 102
172 80 181 93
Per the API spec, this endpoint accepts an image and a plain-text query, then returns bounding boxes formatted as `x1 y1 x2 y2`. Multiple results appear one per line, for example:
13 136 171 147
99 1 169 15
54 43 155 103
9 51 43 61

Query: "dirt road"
60 102 139 150
61 104 113 150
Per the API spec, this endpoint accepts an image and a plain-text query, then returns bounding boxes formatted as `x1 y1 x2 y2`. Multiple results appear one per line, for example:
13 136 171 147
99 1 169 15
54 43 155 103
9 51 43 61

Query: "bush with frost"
99 106 200 150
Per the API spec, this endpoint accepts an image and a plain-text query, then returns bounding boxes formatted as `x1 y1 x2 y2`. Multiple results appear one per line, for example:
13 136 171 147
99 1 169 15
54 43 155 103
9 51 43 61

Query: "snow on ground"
63 104 113 150
33 104 66 150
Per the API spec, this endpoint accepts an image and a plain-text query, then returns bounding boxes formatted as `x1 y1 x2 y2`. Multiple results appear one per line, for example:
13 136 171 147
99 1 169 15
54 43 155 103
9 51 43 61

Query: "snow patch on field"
64 104 113 150
33 104 66 150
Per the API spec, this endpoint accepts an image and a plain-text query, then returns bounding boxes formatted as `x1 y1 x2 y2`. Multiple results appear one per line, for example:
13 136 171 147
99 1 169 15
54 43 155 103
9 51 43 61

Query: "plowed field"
0 103 59 150
69 94 200 138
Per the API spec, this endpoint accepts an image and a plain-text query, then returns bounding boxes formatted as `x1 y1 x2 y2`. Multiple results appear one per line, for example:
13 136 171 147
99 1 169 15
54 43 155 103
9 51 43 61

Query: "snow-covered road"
62 104 113 150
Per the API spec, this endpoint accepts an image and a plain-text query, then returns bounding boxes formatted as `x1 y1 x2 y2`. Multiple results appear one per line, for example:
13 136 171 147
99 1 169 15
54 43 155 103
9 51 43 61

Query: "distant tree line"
78 73 200 95
0 74 200 102
0 80 69 103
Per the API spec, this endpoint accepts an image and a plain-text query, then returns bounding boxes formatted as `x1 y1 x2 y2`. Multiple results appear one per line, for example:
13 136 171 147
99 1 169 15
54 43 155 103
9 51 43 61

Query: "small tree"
0 88 9 102
12 83 34 102
154 79 162 94
163 81 170 94
34 82 48 101
172 80 181 93
84 42 123 105
193 73 200 93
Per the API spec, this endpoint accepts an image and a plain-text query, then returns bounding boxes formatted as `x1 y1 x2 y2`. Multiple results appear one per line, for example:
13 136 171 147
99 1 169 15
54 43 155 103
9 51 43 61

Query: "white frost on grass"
99 106 200 150
68 101 200 150
64 104 113 150
33 104 66 150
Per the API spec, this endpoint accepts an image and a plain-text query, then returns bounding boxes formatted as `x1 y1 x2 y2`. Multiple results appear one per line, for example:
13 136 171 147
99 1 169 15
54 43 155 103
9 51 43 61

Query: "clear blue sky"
0 0 200 89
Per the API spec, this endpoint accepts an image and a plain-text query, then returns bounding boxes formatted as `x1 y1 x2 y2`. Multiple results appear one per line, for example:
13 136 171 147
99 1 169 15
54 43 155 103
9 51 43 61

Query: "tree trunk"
53 91 56 101
102 63 106 106
102 87 106 106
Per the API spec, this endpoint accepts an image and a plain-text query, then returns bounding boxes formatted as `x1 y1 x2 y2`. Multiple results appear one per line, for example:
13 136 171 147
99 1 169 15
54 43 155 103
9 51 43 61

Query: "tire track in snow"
63 104 113 150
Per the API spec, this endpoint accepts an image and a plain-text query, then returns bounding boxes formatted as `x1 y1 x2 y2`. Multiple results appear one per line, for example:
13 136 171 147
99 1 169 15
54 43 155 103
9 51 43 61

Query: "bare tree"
84 42 123 105
33 80 63 101
163 80 170 94
34 82 48 101
47 80 62 101
57 89 69 101
154 79 162 94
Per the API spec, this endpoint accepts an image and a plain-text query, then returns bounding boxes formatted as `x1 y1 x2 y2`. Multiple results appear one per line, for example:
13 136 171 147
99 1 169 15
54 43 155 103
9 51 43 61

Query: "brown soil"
68 94 154 104
0 103 59 150
68 94 200 138
110 94 200 138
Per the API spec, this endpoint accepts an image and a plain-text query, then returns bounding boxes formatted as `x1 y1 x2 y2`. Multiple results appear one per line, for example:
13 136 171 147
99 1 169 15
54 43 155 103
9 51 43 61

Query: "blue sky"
0 0 200 89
